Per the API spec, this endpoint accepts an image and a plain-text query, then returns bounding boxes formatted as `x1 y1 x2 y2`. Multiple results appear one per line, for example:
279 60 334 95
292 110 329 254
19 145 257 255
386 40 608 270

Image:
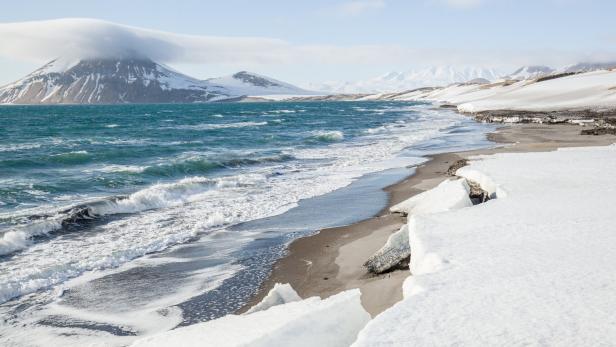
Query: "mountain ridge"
0 58 314 104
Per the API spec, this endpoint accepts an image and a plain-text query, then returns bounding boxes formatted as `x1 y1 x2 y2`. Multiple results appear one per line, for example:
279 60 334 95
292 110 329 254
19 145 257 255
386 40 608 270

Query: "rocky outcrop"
469 109 616 126
364 225 411 274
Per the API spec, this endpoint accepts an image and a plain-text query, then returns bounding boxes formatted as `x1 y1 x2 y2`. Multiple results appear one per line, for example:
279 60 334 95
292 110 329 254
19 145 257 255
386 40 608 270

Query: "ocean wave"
363 126 387 135
310 130 345 142
50 150 91 164
268 109 296 114
172 121 267 130
88 164 149 173
104 124 119 128
0 143 42 153
144 153 294 177
0 174 265 256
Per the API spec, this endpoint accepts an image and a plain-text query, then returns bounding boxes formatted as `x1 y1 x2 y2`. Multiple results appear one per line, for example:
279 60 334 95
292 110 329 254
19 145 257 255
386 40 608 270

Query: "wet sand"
241 124 615 317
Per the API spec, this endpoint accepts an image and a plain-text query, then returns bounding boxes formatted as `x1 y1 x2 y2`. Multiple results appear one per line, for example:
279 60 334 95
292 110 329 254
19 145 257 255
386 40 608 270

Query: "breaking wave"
310 130 345 142
50 150 92 164
0 175 260 256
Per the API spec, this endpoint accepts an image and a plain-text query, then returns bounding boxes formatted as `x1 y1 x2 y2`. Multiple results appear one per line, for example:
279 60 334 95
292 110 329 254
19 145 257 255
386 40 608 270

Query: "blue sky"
0 0 614 85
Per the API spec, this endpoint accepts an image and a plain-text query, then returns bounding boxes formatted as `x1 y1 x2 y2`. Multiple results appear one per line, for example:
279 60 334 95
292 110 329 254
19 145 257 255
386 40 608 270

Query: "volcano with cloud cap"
0 57 314 104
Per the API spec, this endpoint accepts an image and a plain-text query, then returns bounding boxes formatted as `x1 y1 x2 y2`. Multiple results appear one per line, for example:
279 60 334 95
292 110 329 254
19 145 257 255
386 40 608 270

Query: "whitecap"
86 164 148 174
0 143 41 152
310 130 345 142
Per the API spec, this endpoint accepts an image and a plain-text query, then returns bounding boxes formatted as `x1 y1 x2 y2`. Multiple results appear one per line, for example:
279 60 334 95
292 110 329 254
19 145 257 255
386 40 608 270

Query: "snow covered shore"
354 145 616 345
131 143 616 346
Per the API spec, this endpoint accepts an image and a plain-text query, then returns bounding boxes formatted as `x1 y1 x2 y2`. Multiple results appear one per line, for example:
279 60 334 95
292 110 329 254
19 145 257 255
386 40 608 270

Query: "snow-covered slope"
207 71 316 96
384 68 616 113
503 65 554 80
312 66 503 93
0 59 314 104
354 145 616 345
457 69 616 112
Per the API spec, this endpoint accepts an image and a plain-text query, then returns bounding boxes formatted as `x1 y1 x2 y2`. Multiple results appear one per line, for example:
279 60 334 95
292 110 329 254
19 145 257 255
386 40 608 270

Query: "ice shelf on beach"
354 145 616 346
131 289 370 347
365 178 473 274
389 178 472 215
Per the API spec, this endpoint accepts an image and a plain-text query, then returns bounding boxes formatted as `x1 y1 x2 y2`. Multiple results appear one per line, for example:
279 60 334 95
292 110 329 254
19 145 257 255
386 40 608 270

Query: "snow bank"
245 283 302 314
354 145 616 346
389 178 472 215
367 178 473 274
132 289 370 347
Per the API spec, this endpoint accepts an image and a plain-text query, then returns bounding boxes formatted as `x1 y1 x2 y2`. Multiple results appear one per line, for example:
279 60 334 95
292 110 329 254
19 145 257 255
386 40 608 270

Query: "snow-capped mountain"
0 58 314 104
311 66 504 94
503 66 555 80
207 71 314 97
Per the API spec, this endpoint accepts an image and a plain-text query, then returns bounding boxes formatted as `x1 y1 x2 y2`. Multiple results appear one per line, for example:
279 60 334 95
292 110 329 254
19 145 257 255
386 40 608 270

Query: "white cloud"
336 0 386 16
0 17 614 78
0 18 291 65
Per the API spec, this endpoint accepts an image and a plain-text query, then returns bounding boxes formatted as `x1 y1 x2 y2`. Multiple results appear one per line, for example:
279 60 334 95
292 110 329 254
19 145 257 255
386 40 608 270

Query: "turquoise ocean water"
0 101 494 345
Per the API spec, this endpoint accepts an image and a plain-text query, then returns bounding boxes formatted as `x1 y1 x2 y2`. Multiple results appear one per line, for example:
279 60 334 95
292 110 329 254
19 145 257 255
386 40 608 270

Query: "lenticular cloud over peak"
0 18 289 64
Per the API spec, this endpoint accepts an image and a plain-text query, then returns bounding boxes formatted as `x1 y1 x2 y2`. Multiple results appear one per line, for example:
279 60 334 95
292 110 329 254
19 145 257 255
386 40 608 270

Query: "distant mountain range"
309 62 616 94
3 58 615 104
311 66 503 94
0 58 316 104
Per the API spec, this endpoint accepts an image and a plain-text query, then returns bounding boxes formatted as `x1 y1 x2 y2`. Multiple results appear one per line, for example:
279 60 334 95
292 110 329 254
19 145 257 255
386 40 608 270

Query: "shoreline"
240 123 615 316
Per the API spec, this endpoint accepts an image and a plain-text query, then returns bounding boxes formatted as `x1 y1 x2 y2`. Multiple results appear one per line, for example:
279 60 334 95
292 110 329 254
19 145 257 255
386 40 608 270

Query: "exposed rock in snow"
244 283 302 314
365 179 473 275
354 145 616 346
364 225 410 274
131 289 370 347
